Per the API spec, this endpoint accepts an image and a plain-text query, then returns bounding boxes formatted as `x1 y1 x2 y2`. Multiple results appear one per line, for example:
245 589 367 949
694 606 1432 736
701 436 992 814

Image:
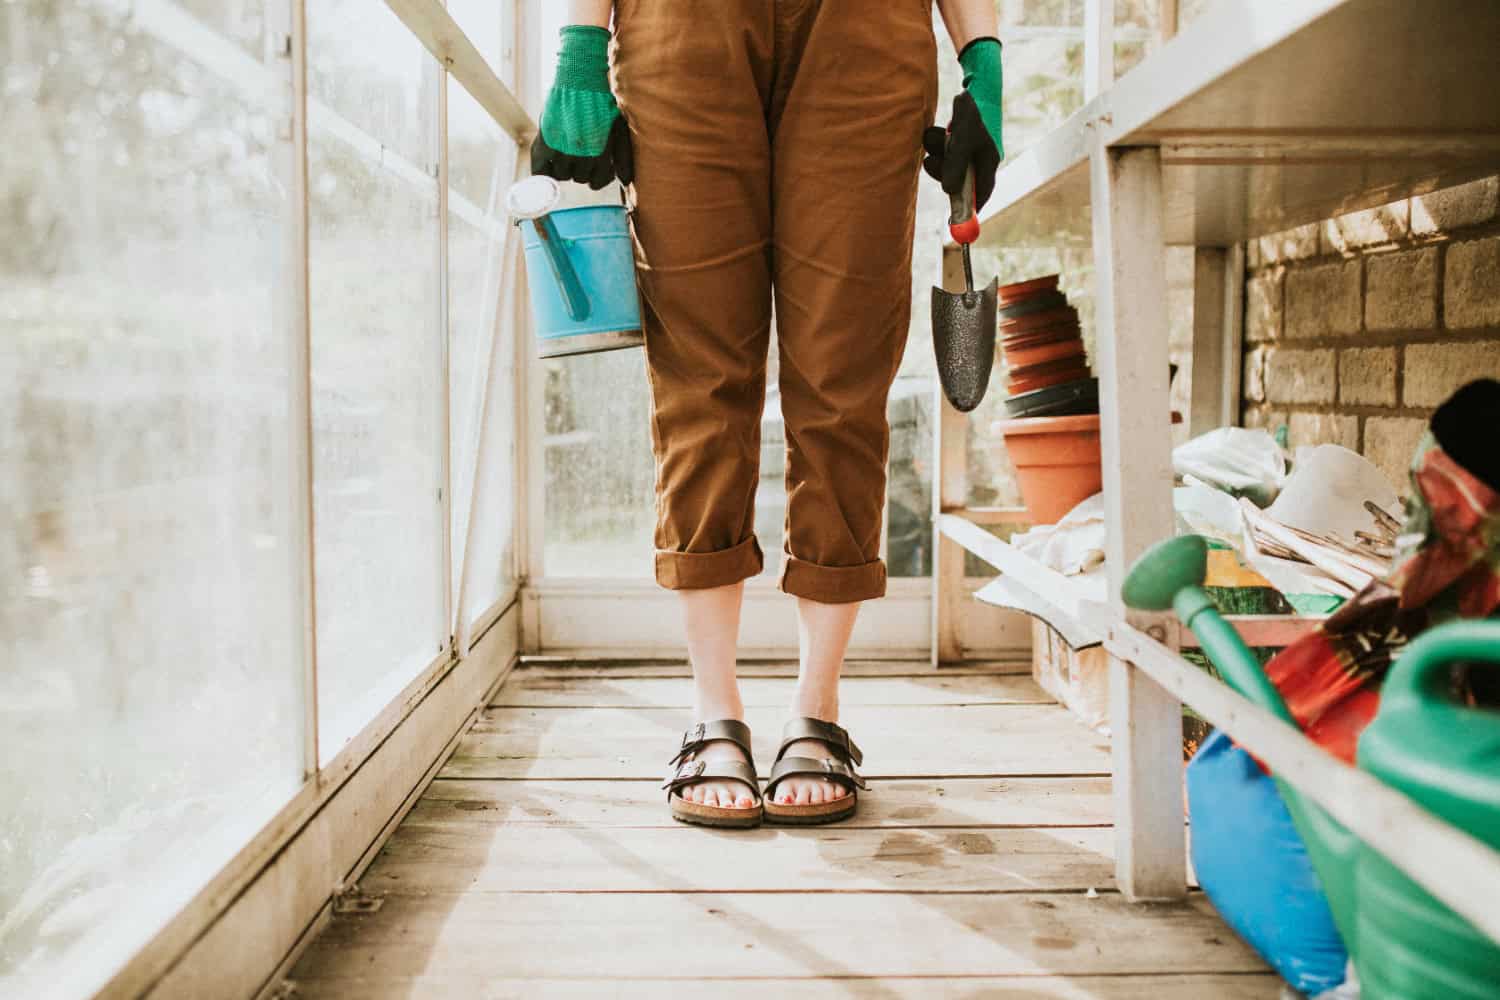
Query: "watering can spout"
1123 534 1295 724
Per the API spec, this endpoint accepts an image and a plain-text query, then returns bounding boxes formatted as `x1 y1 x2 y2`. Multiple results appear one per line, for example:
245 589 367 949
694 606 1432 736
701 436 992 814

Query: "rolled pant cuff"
779 556 887 604
656 536 764 590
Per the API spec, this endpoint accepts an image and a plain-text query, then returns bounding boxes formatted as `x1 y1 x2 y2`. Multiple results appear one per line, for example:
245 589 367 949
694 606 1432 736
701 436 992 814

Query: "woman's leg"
676 582 755 809
772 598 862 806
613 4 776 813
764 3 938 806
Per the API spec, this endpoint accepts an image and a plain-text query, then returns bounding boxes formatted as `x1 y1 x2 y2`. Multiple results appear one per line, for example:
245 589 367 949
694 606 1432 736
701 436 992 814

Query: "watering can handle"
531 215 591 323
1383 619 1500 706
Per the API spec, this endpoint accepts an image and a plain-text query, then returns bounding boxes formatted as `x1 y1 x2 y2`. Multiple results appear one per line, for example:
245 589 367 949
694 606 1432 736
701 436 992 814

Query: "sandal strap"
662 758 763 803
667 718 754 767
775 717 863 767
765 755 868 796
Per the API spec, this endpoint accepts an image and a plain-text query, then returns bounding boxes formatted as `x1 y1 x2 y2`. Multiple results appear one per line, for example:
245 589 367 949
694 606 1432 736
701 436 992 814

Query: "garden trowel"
930 166 997 412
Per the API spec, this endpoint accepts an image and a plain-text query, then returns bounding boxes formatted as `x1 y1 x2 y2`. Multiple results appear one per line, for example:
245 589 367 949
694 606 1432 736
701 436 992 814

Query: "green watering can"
1356 619 1500 998
1123 535 1500 999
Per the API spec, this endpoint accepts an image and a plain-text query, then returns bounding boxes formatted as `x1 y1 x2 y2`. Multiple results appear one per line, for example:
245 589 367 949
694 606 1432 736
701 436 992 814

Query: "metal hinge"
332 882 385 915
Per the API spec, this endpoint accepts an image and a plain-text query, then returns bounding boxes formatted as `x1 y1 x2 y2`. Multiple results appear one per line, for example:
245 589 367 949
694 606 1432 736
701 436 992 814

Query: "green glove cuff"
958 37 1004 157
554 25 612 92
541 25 619 157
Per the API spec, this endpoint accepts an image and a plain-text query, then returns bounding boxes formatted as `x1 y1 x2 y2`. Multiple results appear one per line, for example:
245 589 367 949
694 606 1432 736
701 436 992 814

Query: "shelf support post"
1084 0 1116 100
1090 144 1187 902
1187 245 1244 436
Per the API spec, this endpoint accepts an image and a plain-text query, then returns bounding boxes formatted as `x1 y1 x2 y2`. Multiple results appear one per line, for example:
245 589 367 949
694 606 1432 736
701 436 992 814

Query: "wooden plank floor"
290 661 1276 998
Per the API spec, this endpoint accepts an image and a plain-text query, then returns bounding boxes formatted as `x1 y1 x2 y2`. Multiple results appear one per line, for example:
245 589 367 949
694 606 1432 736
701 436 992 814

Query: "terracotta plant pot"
1008 352 1089 376
1007 368 1092 394
999 305 1078 336
998 274 1060 303
994 413 1102 524
997 290 1068 321
1001 331 1080 358
1007 372 1089 395
1001 319 1080 344
1003 338 1087 370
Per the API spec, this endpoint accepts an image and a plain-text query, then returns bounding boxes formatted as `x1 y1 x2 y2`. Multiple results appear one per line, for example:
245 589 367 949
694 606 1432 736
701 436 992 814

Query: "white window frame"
73 1 534 994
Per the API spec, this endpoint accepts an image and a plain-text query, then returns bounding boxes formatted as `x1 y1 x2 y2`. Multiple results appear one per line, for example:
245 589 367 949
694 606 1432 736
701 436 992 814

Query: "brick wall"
1240 176 1500 487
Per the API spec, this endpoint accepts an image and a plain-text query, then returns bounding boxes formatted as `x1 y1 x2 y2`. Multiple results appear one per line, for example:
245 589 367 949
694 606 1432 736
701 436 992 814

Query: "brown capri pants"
613 0 938 604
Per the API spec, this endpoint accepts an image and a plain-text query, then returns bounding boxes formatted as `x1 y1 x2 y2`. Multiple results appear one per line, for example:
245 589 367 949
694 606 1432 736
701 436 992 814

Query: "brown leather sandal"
762 717 867 825
663 719 763 829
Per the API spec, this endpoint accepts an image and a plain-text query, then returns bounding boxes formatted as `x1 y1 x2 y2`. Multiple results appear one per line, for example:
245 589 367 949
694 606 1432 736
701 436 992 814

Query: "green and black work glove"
532 25 633 189
922 37 1004 210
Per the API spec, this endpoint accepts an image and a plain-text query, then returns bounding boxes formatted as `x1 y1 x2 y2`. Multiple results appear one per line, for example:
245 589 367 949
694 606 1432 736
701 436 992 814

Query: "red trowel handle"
948 166 980 245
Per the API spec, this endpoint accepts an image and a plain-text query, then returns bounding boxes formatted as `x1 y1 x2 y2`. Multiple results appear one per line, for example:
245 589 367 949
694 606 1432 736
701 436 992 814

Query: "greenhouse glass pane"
307 0 430 166
0 2 303 992
448 73 512 232
447 0 506 80
448 108 518 618
887 377 935 577
542 350 657 577
307 8 445 760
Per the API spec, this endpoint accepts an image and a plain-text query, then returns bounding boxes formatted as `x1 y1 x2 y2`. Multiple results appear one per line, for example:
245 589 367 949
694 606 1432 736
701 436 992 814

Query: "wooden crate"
1031 619 1111 733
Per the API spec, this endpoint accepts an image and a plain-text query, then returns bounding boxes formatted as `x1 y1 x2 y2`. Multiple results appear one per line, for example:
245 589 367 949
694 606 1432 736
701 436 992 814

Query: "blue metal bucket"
519 203 644 358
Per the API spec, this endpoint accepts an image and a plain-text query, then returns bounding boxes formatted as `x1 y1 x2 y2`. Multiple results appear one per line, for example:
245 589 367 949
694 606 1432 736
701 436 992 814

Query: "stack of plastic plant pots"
993 275 1102 524
996 275 1098 419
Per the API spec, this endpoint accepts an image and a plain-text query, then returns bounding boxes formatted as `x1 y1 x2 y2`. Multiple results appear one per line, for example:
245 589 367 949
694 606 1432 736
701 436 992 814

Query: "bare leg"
675 581 756 810
775 597 861 806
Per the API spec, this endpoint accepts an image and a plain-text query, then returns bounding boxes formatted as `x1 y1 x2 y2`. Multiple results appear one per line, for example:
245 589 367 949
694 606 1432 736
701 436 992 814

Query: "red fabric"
1388 446 1500 613
1301 687 1381 766
1260 441 1500 765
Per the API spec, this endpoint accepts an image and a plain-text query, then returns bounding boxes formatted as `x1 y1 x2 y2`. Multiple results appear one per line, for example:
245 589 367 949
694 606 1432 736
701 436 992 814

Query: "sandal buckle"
829 724 856 755
676 759 706 781
681 722 705 748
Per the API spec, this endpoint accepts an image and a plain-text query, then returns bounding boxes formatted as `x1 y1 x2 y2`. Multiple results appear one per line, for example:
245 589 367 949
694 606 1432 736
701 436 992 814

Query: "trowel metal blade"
931 276 998 412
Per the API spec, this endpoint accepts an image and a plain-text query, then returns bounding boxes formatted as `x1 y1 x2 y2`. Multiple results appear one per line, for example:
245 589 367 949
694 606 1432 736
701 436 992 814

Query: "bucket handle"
530 215 590 322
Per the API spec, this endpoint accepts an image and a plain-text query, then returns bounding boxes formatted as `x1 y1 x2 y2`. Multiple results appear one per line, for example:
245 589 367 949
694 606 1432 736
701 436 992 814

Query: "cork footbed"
669 792 763 829
763 791 858 825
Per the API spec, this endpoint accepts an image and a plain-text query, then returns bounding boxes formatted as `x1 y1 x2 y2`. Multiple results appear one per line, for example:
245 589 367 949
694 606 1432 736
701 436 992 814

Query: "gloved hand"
532 25 634 189
922 37 1003 210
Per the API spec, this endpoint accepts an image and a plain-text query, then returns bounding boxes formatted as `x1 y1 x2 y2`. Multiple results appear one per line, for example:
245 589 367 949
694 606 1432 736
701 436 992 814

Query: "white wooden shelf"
975 0 1500 248
933 0 1500 932
941 513 1323 652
